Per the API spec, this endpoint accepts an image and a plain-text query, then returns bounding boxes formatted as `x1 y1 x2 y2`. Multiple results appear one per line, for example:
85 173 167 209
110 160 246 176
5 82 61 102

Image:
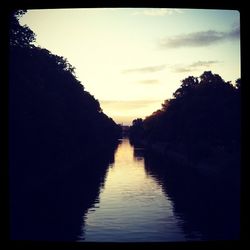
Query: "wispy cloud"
173 60 220 73
137 79 159 84
132 8 183 16
160 26 240 48
174 67 193 73
100 100 160 110
190 60 220 68
122 65 165 74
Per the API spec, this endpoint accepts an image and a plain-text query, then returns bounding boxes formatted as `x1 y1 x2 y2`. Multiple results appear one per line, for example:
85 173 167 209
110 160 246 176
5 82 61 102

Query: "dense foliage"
130 71 240 176
137 72 241 239
9 10 121 187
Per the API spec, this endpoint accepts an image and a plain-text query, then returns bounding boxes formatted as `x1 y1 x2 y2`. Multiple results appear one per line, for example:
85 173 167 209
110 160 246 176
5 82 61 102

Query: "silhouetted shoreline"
9 10 122 240
129 72 240 181
143 150 240 240
8 9 241 242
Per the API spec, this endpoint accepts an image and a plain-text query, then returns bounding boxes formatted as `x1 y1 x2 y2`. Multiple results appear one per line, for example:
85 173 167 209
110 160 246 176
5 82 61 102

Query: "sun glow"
20 8 240 125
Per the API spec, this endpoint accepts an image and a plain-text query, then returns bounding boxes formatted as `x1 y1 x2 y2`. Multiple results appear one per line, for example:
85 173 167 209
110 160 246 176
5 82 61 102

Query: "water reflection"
133 147 145 162
17 136 239 242
144 152 240 240
10 143 119 241
79 139 187 242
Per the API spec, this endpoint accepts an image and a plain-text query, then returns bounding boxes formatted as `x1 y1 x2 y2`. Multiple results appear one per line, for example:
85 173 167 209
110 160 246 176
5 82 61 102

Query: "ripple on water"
78 139 189 242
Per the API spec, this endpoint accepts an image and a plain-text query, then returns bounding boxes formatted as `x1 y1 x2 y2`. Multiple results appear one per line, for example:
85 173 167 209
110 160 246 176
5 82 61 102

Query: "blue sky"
20 8 240 125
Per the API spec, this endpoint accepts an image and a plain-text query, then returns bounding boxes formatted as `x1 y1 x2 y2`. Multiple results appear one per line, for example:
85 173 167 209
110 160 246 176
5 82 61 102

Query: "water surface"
78 139 194 242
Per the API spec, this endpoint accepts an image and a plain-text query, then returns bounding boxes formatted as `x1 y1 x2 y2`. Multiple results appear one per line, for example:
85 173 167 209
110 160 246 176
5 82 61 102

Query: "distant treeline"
129 71 240 179
9 10 122 191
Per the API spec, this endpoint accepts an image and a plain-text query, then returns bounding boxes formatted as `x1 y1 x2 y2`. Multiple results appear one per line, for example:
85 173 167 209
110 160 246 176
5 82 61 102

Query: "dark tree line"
136 72 241 240
129 71 240 178
9 9 123 240
9 9 122 209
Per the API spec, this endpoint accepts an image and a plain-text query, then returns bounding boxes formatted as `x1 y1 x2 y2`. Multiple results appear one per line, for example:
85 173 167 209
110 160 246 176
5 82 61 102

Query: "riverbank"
131 138 240 186
10 141 119 241
144 150 240 241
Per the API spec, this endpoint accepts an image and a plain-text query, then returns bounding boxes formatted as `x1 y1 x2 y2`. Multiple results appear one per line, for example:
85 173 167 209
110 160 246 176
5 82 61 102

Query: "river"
78 139 200 242
10 138 239 241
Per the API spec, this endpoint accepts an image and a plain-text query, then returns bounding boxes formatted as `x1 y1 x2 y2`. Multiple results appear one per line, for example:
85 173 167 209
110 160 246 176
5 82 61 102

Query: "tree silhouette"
9 9 121 201
129 118 144 145
129 71 240 177
9 10 35 47
9 9 123 240
173 76 199 99
236 78 241 90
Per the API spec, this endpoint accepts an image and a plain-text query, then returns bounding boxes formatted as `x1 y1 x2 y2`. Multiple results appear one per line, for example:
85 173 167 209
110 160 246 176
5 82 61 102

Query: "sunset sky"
20 8 240 125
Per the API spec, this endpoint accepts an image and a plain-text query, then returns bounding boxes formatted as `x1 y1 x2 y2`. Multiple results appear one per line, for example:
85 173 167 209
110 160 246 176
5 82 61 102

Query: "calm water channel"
11 138 239 241
78 139 200 242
